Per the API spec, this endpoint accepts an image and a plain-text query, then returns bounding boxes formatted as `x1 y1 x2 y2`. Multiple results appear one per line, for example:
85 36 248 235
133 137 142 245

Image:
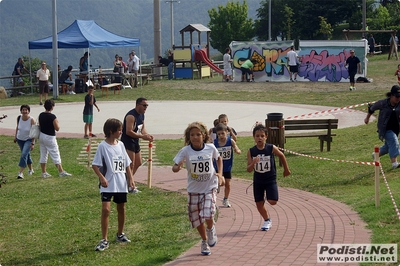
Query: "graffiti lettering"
299 50 349 82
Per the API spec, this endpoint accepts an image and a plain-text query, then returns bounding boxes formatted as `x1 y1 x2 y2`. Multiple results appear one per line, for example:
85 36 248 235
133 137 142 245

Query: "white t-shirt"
92 140 132 193
287 50 298 66
37 68 50 81
173 143 220 193
16 117 32 141
132 55 140 71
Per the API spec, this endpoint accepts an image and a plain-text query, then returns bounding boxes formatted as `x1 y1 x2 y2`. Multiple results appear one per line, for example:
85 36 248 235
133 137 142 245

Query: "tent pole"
52 0 59 100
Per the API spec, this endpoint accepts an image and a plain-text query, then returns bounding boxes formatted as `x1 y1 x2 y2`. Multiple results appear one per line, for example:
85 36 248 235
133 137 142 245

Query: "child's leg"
224 178 231 199
116 202 126 235
84 123 89 136
196 223 207 240
101 201 111 240
256 200 269 220
88 123 93 135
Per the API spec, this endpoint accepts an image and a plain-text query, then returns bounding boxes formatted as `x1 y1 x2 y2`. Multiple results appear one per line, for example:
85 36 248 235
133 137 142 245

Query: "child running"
246 124 291 231
83 85 100 139
92 118 137 251
172 121 224 256
395 64 400 86
218 114 237 141
214 123 241 208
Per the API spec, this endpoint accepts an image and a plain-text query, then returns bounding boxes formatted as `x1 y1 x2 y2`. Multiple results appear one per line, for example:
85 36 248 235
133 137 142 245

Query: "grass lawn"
1 53 400 265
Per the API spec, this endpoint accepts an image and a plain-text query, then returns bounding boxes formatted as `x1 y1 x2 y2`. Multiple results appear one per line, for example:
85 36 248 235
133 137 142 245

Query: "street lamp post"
165 0 179 48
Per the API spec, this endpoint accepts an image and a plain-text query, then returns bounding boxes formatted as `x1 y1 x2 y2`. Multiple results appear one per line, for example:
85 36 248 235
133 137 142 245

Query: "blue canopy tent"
29 20 140 49
28 20 140 96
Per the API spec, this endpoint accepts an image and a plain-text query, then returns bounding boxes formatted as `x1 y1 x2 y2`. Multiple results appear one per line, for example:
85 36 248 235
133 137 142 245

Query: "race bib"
112 155 126 173
254 155 271 173
217 146 232 160
189 154 212 181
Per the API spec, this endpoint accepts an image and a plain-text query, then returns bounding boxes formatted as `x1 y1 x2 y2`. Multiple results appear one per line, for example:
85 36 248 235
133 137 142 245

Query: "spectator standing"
167 49 174 80
38 99 72 178
345 49 361 91
368 34 375 56
172 122 223 255
365 85 400 169
223 47 233 82
389 35 399 56
120 97 153 192
287 46 300 82
92 118 136 252
36 62 50 105
131 51 140 87
59 65 76 94
14 104 36 179
79 52 90 74
246 124 291 231
83 86 100 139
119 56 127 73
13 58 29 86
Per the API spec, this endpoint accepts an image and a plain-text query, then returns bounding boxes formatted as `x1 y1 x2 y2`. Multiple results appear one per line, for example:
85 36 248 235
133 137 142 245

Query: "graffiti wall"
230 40 368 82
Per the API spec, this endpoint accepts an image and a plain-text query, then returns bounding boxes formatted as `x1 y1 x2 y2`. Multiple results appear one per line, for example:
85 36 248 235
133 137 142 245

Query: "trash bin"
265 113 285 148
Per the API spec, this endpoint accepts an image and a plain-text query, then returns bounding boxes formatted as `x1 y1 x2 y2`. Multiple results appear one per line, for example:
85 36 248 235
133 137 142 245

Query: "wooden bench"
285 119 338 151
137 68 154 85
101 83 121 97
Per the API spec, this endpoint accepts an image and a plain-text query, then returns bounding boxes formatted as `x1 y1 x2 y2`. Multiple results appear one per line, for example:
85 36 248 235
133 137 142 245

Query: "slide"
194 49 223 74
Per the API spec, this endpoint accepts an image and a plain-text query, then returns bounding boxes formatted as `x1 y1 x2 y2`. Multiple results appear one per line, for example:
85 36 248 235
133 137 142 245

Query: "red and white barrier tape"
278 147 376 166
379 164 400 221
285 101 375 120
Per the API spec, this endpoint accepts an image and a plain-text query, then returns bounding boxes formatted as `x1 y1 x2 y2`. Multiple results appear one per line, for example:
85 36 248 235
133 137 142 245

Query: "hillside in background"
0 0 259 86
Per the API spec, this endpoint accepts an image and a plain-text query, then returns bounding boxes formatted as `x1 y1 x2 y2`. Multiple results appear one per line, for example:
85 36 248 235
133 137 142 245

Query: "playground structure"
173 24 223 79
343 29 398 60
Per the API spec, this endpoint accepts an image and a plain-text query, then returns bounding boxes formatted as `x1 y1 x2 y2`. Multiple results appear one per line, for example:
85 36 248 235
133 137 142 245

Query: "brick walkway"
134 166 371 266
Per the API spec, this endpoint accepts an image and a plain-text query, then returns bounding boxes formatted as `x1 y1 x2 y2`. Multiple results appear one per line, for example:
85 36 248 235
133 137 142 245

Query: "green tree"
282 5 294 40
207 1 255 54
318 16 333 40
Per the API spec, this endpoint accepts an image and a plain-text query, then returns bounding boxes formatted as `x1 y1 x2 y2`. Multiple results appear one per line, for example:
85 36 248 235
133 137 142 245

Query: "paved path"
0 101 372 265
134 167 370 266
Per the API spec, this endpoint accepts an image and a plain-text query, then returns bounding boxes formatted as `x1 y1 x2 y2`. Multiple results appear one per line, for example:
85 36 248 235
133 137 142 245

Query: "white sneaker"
17 172 24 179
261 219 272 231
128 187 141 194
206 226 217 247
392 162 399 169
222 198 231 208
42 172 51 178
28 169 34 175
201 240 211 255
71 91 76 94
59 171 72 177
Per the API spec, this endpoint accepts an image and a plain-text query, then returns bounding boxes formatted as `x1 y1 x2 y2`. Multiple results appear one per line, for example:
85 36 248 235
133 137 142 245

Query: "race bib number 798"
112 155 126 173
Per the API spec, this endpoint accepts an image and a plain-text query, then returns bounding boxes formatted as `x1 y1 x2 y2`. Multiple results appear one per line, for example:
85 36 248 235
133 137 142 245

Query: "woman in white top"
14 104 36 179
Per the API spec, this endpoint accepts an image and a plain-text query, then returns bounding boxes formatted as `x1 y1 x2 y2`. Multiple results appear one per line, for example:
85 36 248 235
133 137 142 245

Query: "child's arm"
272 145 291 177
231 139 241 154
92 165 108 188
216 156 225 186
94 102 100 112
228 127 237 141
172 159 185 173
246 150 259 172
89 95 94 105
125 165 136 190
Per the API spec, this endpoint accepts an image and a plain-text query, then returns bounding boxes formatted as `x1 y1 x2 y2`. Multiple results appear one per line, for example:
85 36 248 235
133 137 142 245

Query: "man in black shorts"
120 97 154 192
36 62 50 105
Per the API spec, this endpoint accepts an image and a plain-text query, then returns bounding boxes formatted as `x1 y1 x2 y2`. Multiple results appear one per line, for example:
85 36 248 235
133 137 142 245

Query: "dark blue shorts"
100 192 127 203
253 181 278 202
